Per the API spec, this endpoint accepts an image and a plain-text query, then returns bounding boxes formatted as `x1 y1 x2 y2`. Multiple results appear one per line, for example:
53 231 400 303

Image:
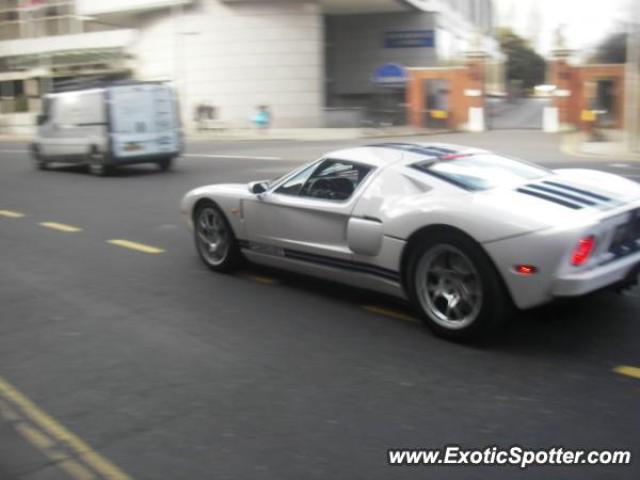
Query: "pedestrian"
252 105 272 131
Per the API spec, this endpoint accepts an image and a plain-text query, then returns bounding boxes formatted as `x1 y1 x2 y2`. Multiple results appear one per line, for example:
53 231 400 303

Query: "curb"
561 132 640 162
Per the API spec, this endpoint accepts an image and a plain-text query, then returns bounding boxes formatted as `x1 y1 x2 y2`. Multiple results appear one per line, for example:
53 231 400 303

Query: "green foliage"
497 27 546 89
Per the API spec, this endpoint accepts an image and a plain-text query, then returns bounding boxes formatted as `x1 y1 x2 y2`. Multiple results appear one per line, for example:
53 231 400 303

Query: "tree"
496 27 546 90
591 32 626 64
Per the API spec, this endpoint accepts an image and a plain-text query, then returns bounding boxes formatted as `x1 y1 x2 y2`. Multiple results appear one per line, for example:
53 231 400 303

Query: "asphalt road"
1 131 639 480
487 97 550 130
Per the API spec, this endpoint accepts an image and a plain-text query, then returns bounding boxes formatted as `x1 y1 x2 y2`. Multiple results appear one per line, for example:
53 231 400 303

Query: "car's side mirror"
249 181 269 195
36 114 47 126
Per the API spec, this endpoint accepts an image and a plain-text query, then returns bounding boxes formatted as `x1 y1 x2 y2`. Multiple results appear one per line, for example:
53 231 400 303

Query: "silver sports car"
181 143 640 339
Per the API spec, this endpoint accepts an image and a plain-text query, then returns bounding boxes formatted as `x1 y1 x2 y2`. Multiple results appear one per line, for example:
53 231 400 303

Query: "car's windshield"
411 154 551 191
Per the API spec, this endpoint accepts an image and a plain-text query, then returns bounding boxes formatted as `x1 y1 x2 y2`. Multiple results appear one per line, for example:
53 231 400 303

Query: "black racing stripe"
542 181 612 202
239 240 400 281
516 188 584 209
525 183 598 206
283 249 400 282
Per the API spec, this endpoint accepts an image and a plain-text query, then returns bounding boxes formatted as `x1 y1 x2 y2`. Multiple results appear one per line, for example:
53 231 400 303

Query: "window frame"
273 157 375 203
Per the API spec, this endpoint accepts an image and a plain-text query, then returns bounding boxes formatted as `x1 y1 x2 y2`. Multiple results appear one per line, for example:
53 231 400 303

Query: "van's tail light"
571 236 595 266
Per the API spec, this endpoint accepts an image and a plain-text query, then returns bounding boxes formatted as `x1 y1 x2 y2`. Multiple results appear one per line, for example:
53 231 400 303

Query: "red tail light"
571 236 595 266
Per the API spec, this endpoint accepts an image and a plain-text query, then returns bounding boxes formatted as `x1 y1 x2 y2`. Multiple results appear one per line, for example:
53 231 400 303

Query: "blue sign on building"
384 30 435 48
372 63 408 86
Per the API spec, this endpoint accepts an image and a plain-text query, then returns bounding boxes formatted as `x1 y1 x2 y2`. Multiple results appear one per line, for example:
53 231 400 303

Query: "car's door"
243 158 375 261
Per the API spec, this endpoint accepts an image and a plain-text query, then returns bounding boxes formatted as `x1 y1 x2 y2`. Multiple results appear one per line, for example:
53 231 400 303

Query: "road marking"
0 149 28 154
14 422 97 479
183 153 282 161
363 305 419 324
613 365 640 380
107 239 165 254
0 149 283 160
39 221 83 233
239 272 277 285
611 163 631 168
0 376 131 480
0 209 25 218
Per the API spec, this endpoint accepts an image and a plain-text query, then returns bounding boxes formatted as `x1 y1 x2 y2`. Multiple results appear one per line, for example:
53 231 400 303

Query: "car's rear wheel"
194 201 241 272
407 231 509 341
157 157 173 172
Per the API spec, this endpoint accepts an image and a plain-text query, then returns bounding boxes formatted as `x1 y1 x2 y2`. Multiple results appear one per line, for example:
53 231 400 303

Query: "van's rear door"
109 84 179 159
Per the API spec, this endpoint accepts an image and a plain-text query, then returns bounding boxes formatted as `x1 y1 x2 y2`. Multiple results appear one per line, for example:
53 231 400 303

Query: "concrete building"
0 0 500 134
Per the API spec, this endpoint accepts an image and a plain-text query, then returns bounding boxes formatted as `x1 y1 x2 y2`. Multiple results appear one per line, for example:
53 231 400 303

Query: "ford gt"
181 143 640 339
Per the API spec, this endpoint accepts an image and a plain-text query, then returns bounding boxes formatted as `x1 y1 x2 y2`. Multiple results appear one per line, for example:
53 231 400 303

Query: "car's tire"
88 150 113 177
157 157 173 172
193 201 242 272
406 230 510 341
31 144 48 170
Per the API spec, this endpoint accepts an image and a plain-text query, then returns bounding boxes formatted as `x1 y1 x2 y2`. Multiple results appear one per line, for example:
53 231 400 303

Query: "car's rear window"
411 154 550 191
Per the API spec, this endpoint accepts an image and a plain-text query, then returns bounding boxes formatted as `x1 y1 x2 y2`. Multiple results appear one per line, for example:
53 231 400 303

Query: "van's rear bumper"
110 152 179 165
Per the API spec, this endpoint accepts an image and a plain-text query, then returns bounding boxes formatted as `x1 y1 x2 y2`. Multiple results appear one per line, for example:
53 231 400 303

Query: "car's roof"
327 143 491 168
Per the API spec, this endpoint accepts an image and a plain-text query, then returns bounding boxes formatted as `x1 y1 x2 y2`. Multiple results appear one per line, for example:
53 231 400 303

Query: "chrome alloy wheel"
196 206 230 266
415 245 483 330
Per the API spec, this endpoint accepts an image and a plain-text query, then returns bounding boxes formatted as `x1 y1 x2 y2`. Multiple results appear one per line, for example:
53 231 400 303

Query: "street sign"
372 63 408 86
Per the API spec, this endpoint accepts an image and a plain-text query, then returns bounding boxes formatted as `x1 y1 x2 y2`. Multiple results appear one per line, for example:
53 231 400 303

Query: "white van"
32 82 182 176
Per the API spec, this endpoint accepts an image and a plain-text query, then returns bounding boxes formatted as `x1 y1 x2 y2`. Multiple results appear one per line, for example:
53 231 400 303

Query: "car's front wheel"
194 201 241 272
407 231 510 341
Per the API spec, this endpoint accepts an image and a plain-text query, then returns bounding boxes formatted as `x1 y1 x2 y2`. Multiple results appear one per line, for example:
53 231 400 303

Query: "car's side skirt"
239 241 406 300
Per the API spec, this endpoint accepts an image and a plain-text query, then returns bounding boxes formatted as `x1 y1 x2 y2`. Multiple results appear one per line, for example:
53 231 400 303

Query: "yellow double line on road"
0 376 130 480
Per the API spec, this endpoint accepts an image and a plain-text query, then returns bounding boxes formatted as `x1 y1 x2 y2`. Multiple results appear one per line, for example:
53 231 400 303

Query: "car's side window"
298 159 373 201
274 163 318 196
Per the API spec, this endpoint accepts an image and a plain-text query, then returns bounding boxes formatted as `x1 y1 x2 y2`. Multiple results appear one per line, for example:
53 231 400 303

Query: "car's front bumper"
552 251 640 296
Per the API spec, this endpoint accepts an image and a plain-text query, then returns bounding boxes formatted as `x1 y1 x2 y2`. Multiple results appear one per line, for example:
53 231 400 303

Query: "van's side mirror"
36 114 46 126
249 181 268 194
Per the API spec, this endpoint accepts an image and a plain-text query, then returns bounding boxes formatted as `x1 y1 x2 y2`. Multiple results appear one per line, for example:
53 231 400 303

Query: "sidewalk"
188 125 445 141
565 129 640 161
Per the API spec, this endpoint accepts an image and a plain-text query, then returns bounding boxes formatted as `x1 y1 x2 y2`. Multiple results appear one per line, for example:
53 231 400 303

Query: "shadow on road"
236 262 639 359
44 164 183 178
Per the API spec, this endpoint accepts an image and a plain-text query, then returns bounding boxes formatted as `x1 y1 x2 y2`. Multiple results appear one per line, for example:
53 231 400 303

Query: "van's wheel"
406 231 510 341
88 150 113 177
194 201 242 272
31 144 48 170
157 157 173 172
